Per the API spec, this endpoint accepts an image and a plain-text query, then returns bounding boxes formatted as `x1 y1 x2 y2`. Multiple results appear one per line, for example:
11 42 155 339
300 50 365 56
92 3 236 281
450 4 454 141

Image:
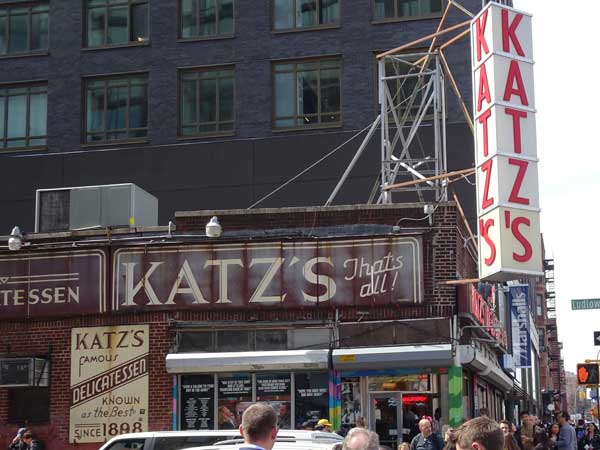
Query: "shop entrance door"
370 392 403 449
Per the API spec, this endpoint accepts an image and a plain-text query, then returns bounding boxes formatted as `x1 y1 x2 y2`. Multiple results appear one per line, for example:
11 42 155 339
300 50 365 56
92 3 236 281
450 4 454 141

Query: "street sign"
572 299 600 310
595 331 600 346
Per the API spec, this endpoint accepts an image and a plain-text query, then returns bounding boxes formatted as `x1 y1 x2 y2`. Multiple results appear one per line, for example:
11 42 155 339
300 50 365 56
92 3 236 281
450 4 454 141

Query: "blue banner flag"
509 285 531 368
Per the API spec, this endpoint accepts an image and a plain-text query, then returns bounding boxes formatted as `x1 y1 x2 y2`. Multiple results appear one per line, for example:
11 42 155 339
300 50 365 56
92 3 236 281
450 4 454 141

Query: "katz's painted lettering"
504 107 527 154
504 211 533 263
479 218 496 266
501 9 524 56
480 159 494 209
508 158 530 205
474 9 489 63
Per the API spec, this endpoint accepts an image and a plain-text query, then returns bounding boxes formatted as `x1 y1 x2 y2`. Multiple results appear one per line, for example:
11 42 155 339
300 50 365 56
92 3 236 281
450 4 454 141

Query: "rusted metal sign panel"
0 250 106 318
112 237 422 311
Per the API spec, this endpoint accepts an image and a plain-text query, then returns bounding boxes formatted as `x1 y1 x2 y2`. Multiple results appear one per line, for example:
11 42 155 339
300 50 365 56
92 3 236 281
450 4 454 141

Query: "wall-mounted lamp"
205 216 222 238
7 226 24 251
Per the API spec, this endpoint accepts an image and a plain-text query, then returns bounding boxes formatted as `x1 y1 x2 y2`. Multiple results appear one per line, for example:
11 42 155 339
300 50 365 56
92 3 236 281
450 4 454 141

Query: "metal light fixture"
7 226 23 251
205 216 222 238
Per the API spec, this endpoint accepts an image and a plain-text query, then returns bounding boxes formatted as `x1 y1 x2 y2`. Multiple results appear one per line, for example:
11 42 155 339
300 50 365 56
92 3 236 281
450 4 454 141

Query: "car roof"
103 430 342 443
184 443 336 450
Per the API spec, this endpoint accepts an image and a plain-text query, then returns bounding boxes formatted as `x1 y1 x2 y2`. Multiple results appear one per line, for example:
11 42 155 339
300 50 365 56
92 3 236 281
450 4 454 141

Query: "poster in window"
257 373 292 429
341 376 361 427
180 375 215 430
218 374 252 430
295 372 329 428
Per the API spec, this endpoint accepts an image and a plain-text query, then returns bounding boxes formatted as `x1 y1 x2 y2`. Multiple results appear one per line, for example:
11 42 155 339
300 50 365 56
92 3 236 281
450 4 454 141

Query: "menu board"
181 375 215 430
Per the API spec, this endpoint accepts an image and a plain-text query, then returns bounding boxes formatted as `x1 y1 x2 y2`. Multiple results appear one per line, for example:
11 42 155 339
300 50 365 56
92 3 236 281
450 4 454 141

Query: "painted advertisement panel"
112 237 423 311
69 325 149 444
0 250 106 318
471 2 542 281
508 285 531 368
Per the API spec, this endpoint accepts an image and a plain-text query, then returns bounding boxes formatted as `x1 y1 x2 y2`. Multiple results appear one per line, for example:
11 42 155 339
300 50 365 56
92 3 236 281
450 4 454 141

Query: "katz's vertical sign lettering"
69 325 149 444
471 2 543 281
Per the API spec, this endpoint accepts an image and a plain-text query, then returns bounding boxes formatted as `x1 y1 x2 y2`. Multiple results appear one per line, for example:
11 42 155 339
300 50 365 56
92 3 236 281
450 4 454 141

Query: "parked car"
98 429 342 450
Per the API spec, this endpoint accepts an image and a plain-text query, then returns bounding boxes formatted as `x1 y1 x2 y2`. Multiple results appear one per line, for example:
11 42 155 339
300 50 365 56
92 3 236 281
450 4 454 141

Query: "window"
8 387 50 423
273 58 341 129
103 439 146 450
217 373 252 429
295 372 328 428
180 0 234 39
84 74 148 143
373 0 443 21
85 0 149 48
0 2 48 56
179 67 234 137
273 0 339 31
0 83 47 149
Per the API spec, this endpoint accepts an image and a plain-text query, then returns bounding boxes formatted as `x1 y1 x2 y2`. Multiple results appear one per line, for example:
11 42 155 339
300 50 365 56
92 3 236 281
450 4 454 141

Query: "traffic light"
577 363 600 385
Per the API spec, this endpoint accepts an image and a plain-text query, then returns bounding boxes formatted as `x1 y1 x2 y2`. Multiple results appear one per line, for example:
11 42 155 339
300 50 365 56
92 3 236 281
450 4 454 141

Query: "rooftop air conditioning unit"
35 183 158 232
0 358 49 387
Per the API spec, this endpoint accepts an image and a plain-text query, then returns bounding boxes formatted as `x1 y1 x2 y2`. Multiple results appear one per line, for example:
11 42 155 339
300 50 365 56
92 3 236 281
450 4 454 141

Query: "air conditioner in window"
0 358 49 387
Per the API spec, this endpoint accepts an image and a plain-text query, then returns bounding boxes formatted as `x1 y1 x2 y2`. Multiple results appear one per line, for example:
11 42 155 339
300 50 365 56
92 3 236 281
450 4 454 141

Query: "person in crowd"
555 411 576 450
500 420 520 450
20 432 43 450
575 421 586 444
301 419 316 430
454 416 504 450
478 408 489 418
238 403 279 450
317 419 333 433
342 427 380 450
277 403 291 429
548 423 560 444
433 409 443 433
531 416 550 450
219 405 237 429
410 418 446 450
515 411 531 449
8 428 28 450
443 427 457 450
578 423 600 450
400 442 412 450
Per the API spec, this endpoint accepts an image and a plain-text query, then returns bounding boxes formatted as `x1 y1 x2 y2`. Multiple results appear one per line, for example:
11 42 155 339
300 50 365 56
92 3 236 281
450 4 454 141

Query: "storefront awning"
458 345 513 393
165 349 330 373
331 344 453 371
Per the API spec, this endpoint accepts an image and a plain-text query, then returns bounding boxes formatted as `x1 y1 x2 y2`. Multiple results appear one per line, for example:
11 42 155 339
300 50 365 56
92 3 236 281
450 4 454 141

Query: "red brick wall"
0 313 173 450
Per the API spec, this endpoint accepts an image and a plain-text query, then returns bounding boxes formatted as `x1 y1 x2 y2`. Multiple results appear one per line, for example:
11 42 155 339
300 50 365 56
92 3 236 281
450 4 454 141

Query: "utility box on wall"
35 183 158 232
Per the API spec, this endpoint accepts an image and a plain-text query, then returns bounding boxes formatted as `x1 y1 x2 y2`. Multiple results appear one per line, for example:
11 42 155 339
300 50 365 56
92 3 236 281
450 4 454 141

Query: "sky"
513 1 600 374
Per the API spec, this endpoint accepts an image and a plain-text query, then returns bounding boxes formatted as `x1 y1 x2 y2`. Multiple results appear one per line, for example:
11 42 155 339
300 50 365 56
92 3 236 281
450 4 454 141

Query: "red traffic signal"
577 363 600 385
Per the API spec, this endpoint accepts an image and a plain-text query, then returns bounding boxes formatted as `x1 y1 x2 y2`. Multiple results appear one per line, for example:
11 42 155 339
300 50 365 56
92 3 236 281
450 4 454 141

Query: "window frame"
272 55 342 132
0 1 49 58
177 0 235 42
7 387 50 424
271 0 341 33
82 0 150 49
177 64 236 139
371 0 444 24
82 71 150 145
0 80 48 151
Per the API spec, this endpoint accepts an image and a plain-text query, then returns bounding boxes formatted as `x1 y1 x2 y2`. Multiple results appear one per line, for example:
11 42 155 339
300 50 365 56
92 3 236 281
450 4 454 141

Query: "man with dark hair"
455 416 504 450
555 411 576 450
239 403 278 450
20 431 44 450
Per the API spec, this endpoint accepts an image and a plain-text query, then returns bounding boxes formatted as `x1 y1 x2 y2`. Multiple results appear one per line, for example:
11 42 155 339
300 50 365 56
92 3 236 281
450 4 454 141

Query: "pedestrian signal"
577 363 600 385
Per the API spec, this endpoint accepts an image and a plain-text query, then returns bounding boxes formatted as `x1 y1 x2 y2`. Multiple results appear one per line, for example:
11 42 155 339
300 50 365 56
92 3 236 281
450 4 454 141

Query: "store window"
294 372 329 428
341 377 362 427
273 58 341 129
85 0 149 48
179 0 234 39
216 330 251 352
0 82 47 149
0 2 48 56
180 374 215 430
257 373 292 428
84 74 148 143
179 331 213 352
179 67 235 137
273 0 339 31
8 387 50 423
368 374 431 392
288 327 330 349
217 373 252 429
372 0 443 22
256 329 287 351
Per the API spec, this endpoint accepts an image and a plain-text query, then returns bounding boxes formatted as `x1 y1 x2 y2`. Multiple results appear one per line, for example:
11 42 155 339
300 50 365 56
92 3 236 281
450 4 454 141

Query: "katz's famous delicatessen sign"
112 236 423 310
70 325 149 444
471 2 543 281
